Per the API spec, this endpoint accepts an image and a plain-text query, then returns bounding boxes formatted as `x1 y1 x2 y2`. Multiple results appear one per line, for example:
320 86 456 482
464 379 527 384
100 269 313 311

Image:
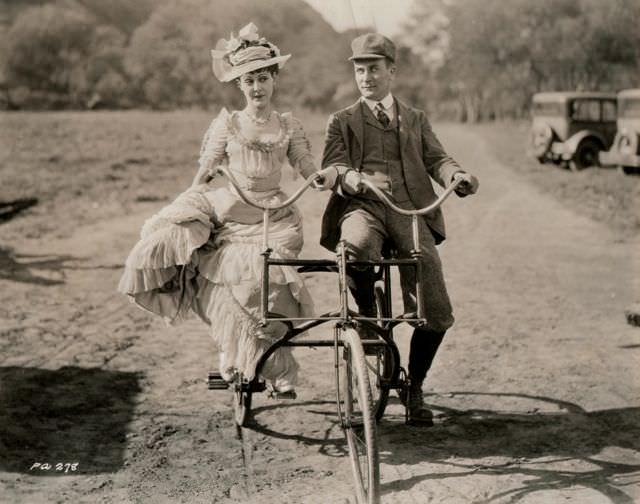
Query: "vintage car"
530 92 617 170
599 89 640 174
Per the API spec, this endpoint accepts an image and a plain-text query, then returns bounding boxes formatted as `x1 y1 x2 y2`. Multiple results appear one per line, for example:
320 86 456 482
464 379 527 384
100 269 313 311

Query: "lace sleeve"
284 113 316 179
198 108 230 172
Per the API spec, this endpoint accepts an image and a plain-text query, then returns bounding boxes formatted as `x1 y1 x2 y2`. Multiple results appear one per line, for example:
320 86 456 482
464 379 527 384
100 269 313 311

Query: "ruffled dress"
118 109 317 391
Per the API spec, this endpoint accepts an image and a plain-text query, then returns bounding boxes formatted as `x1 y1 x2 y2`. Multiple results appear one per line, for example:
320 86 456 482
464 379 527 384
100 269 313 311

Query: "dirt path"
1 125 639 504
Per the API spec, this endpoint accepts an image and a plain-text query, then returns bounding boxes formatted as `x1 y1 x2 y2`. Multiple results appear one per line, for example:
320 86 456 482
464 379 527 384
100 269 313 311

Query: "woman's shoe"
267 380 297 400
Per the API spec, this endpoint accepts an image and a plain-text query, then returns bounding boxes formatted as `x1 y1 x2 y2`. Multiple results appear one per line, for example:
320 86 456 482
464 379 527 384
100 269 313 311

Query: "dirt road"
1 124 639 503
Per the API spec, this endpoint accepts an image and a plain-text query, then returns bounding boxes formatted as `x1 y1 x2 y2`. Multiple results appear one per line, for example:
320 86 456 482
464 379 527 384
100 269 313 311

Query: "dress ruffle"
118 185 313 389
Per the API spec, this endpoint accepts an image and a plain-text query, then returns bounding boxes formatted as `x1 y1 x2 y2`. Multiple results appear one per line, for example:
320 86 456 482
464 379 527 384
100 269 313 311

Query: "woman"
118 23 338 396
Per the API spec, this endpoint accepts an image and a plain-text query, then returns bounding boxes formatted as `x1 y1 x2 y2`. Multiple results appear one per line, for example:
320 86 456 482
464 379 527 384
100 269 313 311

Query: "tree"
4 5 96 106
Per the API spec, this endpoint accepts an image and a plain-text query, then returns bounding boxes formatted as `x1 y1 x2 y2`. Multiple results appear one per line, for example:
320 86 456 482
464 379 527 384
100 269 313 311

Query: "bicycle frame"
215 166 462 387
212 168 463 503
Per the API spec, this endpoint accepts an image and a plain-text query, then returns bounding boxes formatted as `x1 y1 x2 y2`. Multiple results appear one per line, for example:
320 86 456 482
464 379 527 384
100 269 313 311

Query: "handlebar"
360 177 464 216
216 166 322 211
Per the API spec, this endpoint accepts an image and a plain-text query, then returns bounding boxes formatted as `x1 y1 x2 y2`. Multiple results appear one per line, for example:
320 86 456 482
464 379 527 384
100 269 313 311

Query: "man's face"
353 58 396 101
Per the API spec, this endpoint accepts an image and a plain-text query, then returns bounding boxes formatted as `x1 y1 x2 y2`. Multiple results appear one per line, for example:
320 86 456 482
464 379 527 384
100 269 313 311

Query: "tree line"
400 0 640 121
1 0 638 120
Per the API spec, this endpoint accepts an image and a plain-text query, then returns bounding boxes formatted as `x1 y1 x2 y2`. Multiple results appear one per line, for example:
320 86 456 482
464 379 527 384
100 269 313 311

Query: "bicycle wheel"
365 283 394 420
341 327 380 504
232 374 252 427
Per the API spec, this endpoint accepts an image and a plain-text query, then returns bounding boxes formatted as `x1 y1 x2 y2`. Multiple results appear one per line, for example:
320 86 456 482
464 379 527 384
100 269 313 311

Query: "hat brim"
349 53 391 61
211 53 291 82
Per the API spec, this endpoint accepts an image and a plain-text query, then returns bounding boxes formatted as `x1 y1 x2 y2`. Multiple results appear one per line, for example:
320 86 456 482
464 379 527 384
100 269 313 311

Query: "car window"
571 100 600 121
602 100 617 121
620 99 640 118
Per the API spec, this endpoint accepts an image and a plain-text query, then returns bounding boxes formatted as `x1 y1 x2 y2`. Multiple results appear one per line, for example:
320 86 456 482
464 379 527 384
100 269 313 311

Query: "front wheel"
570 139 601 171
368 284 395 420
341 327 380 504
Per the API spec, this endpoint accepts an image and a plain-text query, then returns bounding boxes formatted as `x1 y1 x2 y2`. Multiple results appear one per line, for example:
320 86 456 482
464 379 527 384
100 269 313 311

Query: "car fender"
563 130 606 155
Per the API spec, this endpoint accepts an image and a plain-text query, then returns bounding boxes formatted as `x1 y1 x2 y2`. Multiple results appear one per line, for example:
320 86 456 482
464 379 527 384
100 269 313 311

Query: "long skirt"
118 186 313 390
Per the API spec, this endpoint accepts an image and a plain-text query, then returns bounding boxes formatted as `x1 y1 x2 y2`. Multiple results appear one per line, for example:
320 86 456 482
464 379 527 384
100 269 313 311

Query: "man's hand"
312 166 339 191
452 172 479 197
341 169 364 195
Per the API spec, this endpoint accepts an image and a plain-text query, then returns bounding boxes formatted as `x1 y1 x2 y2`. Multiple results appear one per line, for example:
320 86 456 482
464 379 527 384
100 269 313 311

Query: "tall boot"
402 328 446 425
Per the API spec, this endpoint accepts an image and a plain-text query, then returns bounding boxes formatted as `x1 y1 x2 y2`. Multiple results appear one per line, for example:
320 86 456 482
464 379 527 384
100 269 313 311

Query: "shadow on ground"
0 247 83 285
247 400 348 458
378 391 640 503
0 366 143 475
0 198 38 224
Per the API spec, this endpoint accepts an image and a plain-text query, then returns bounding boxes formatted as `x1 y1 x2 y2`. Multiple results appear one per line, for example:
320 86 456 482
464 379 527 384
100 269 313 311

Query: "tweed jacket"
320 97 461 251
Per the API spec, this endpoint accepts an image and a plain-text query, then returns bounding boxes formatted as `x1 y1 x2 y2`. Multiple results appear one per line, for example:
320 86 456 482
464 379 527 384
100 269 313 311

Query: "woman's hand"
312 166 339 191
192 167 217 187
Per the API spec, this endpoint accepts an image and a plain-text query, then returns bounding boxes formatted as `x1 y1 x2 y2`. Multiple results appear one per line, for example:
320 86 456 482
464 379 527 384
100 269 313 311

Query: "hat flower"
210 22 291 82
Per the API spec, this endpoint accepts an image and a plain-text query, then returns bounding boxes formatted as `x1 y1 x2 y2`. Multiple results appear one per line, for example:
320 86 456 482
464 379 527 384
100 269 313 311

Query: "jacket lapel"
345 101 364 166
395 97 416 153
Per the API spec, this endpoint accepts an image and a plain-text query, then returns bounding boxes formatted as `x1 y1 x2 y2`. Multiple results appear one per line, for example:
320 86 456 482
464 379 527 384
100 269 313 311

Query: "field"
1 110 639 503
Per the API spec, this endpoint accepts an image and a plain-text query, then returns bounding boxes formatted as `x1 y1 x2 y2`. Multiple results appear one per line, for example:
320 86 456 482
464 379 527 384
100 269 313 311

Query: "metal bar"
218 166 321 210
412 214 420 253
361 178 463 216
414 248 425 321
337 242 349 319
283 339 343 347
384 264 392 319
266 259 337 266
260 248 271 323
262 208 269 249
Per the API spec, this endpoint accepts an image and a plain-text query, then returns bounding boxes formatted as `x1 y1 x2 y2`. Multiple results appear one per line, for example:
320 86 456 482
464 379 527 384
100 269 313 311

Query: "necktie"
375 102 390 128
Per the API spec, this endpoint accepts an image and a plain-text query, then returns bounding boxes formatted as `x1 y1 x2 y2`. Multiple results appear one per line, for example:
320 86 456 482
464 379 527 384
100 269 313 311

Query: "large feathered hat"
210 22 291 82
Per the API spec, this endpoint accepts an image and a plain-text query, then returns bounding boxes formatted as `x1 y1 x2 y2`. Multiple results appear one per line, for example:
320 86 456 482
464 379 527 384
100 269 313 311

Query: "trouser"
339 197 454 381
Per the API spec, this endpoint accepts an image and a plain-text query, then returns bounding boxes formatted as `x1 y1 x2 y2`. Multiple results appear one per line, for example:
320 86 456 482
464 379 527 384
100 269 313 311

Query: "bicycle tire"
341 327 381 504
367 283 393 421
233 374 252 427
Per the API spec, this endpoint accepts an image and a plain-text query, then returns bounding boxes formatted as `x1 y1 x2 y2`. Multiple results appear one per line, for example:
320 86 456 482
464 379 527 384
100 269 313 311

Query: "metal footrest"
208 371 229 390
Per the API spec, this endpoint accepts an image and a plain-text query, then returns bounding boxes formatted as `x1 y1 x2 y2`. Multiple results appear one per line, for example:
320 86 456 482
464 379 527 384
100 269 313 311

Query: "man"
320 33 479 424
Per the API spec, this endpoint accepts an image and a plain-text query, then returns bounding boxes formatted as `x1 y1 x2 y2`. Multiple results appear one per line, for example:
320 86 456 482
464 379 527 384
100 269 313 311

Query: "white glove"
341 169 363 195
312 166 339 191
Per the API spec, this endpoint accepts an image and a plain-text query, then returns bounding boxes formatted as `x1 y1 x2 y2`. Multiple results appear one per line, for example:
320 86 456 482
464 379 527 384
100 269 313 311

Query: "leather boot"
399 379 434 426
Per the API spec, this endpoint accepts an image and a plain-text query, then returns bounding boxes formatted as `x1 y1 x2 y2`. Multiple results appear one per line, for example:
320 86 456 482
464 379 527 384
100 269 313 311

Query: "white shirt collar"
362 93 394 114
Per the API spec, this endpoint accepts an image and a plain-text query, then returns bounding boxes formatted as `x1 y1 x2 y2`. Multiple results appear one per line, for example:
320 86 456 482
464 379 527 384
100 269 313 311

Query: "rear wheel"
341 327 380 504
570 139 601 171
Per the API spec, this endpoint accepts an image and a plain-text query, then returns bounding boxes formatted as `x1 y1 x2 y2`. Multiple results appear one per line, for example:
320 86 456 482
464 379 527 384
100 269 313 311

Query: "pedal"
207 371 229 390
268 389 297 400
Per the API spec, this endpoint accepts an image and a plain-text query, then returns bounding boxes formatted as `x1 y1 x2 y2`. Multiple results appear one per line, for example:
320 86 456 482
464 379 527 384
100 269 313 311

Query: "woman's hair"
236 64 279 84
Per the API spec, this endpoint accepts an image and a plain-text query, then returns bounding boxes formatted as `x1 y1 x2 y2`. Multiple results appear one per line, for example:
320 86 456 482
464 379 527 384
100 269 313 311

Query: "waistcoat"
360 102 410 202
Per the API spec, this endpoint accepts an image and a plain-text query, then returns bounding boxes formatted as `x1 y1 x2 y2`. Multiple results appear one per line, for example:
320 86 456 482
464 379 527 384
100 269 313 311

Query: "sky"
303 0 414 36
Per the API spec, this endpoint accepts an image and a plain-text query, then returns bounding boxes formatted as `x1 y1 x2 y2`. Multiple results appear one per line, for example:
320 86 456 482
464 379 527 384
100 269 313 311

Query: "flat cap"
349 33 396 62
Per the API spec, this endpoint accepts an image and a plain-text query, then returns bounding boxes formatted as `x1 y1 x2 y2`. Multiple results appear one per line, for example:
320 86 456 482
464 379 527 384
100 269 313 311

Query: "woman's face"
238 70 275 109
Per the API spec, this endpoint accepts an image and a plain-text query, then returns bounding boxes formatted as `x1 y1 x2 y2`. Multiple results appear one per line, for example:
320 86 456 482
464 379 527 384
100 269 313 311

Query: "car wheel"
570 139 601 171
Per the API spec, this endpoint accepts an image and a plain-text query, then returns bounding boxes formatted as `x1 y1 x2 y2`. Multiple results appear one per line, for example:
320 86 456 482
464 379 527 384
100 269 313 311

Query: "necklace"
243 109 272 126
